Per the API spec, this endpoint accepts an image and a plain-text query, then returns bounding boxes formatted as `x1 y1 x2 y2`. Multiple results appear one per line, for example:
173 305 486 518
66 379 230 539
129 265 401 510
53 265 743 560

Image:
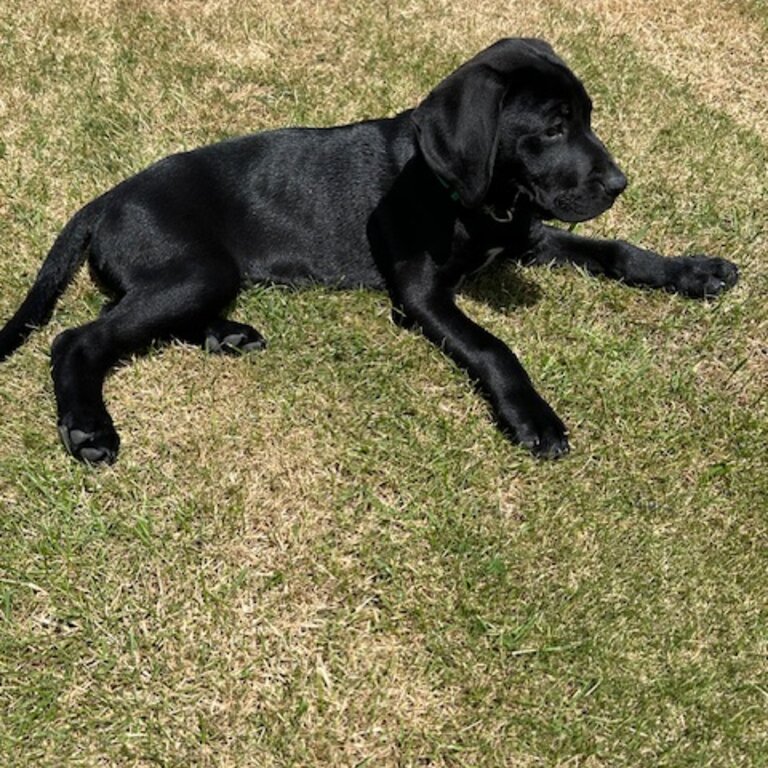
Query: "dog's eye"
545 121 565 138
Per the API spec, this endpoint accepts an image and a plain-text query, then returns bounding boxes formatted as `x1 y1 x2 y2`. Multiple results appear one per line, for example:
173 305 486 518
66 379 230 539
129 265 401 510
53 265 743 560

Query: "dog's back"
89 114 417 293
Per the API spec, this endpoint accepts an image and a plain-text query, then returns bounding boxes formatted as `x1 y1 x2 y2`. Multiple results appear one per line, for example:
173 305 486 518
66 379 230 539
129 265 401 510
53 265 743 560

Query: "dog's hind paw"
203 320 267 354
58 421 119 465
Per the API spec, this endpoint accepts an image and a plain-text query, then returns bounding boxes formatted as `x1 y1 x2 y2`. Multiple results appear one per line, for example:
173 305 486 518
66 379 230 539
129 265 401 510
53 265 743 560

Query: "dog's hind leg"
51 264 240 464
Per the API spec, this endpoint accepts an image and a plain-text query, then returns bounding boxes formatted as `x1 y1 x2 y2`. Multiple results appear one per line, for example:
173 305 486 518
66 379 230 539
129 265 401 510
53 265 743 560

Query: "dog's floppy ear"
412 38 562 209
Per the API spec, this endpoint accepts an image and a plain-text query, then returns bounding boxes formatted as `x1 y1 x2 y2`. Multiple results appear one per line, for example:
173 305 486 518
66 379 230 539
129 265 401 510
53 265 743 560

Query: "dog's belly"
241 241 386 291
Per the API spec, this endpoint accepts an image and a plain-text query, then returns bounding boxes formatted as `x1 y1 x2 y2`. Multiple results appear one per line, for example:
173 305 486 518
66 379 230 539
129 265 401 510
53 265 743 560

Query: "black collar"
435 173 520 224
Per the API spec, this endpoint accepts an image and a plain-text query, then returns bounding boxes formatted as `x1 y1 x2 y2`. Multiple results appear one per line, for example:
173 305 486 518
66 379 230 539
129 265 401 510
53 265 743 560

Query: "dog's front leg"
528 224 739 298
392 254 569 459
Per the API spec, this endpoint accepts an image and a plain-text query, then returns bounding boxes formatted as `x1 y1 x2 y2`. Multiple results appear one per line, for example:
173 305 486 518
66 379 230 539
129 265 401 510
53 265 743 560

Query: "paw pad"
58 424 119 465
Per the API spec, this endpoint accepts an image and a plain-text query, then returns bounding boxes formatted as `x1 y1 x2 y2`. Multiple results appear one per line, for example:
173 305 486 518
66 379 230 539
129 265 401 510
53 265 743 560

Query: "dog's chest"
455 246 505 289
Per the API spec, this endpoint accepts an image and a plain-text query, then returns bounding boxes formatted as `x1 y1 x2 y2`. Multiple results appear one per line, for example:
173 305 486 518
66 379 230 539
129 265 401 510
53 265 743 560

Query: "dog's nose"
603 169 628 197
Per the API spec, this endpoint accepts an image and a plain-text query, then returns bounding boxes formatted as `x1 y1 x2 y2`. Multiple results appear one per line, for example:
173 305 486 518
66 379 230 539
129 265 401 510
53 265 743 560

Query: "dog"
0 38 738 464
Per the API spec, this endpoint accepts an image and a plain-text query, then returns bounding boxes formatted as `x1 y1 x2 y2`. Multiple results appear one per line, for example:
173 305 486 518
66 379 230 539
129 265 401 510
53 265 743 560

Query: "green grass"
1 1 766 765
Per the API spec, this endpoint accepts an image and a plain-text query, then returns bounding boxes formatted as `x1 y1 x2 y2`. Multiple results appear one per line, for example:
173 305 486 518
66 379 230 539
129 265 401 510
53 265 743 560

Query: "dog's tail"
0 196 106 362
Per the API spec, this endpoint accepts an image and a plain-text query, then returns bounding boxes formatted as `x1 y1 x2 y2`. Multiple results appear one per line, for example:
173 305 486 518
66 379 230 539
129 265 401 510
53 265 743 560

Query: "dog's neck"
433 172 462 204
433 171 521 224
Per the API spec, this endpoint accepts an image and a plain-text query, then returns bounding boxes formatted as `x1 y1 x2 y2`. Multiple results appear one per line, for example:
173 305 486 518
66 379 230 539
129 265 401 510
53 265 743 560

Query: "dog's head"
411 38 627 222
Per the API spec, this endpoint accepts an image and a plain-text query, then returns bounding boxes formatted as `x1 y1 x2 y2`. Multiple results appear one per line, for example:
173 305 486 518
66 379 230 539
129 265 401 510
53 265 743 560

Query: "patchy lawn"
0 1 765 765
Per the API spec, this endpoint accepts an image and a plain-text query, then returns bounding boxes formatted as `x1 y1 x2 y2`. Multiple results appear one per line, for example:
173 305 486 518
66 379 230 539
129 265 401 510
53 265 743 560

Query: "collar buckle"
482 190 520 224
482 205 515 223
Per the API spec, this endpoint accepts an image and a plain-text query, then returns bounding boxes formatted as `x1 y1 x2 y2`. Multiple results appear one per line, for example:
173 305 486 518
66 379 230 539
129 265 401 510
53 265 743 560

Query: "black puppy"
0 38 738 464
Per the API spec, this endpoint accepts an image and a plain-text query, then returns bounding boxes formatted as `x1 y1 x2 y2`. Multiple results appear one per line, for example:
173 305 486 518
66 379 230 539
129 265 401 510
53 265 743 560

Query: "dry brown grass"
578 0 768 140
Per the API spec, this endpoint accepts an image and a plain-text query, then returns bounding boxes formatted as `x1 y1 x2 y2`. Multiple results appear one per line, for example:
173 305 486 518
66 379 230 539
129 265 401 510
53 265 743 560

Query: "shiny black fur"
0 38 738 463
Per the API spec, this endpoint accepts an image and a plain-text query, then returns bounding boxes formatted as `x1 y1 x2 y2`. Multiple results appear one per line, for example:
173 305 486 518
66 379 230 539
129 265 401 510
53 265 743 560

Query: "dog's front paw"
58 416 120 465
500 395 570 460
666 255 739 298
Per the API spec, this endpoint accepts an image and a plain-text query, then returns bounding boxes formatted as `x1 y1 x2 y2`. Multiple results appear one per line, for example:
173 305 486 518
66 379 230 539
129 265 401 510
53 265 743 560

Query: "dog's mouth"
482 183 618 224
531 187 618 223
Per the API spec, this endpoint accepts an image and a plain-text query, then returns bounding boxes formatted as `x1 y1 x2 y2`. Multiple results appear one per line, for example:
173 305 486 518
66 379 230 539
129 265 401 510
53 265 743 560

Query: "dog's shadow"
460 262 543 312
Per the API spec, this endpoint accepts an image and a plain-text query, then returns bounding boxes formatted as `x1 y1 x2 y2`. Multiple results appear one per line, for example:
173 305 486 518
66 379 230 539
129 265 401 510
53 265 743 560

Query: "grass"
0 0 766 765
